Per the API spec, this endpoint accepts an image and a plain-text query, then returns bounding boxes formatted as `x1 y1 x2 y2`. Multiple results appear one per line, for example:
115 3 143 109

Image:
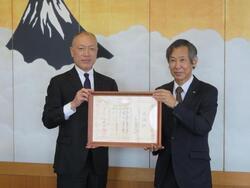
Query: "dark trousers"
156 158 179 188
57 152 107 188
57 172 107 188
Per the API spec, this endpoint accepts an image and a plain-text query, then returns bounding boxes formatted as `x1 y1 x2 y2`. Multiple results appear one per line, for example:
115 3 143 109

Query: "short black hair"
166 39 197 62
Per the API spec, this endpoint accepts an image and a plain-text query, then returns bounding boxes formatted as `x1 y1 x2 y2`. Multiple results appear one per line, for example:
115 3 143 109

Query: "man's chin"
174 77 185 84
76 64 92 72
174 75 183 80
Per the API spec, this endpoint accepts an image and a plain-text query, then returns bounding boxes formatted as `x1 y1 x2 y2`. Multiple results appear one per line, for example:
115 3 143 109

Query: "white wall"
0 26 250 172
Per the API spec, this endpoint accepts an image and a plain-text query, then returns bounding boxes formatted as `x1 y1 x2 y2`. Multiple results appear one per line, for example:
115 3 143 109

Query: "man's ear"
192 57 198 69
70 46 74 58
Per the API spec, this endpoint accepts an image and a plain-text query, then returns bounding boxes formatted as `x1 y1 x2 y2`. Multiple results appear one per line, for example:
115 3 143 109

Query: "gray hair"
166 39 197 62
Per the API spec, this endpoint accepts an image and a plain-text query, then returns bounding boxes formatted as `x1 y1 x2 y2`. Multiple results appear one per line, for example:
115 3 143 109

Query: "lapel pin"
192 91 196 94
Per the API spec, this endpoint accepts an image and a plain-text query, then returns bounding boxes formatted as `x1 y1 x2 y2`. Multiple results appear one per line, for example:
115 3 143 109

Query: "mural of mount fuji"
6 0 113 70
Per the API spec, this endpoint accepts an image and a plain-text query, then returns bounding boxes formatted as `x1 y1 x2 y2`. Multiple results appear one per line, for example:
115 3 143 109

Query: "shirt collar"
174 75 194 95
75 65 94 76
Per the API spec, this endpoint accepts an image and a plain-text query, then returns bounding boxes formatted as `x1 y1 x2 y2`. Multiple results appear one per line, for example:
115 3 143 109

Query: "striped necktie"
175 86 183 103
83 73 91 89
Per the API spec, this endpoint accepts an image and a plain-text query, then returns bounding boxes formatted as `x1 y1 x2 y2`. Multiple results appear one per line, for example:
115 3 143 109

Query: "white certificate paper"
87 92 162 148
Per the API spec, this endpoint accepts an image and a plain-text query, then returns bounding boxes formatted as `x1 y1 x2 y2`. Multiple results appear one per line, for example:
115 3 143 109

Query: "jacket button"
171 136 175 140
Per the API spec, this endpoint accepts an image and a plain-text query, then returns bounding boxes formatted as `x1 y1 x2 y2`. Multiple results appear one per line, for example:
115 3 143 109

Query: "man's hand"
86 144 98 149
153 89 177 108
144 144 164 152
70 88 93 110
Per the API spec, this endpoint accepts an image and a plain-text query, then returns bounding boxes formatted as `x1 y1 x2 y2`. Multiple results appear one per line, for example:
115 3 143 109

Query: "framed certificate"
87 91 162 148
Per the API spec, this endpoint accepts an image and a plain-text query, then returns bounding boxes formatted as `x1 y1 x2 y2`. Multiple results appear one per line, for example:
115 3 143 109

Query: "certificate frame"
87 91 162 148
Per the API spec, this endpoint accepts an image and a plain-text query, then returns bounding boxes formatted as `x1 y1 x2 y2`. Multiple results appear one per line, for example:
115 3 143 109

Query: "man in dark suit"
42 31 118 188
151 39 218 188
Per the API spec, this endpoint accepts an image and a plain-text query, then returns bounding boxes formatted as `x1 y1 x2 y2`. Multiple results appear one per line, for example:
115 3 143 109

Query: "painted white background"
0 25 249 171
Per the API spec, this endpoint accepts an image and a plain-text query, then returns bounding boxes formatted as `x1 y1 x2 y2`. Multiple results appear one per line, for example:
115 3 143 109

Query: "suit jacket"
154 76 218 188
42 67 118 175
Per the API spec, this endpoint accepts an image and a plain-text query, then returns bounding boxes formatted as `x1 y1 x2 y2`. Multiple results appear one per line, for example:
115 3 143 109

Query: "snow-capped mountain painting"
6 0 113 69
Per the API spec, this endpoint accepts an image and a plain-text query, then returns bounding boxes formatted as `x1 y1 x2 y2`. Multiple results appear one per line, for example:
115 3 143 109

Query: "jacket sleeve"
173 86 218 136
112 80 118 91
42 77 65 129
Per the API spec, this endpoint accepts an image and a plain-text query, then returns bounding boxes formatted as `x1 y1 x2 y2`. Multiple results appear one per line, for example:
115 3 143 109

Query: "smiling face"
70 32 98 72
168 46 197 85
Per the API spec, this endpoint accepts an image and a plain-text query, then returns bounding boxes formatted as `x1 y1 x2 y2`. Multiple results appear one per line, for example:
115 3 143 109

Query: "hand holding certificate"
87 92 162 148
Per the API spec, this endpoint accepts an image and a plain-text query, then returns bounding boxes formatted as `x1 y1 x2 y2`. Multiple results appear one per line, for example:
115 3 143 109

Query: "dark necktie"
175 86 183 103
84 73 91 89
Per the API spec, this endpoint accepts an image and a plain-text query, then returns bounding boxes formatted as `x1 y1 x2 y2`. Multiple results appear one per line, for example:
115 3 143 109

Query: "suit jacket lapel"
93 70 99 90
68 67 83 91
183 76 200 106
93 70 104 91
